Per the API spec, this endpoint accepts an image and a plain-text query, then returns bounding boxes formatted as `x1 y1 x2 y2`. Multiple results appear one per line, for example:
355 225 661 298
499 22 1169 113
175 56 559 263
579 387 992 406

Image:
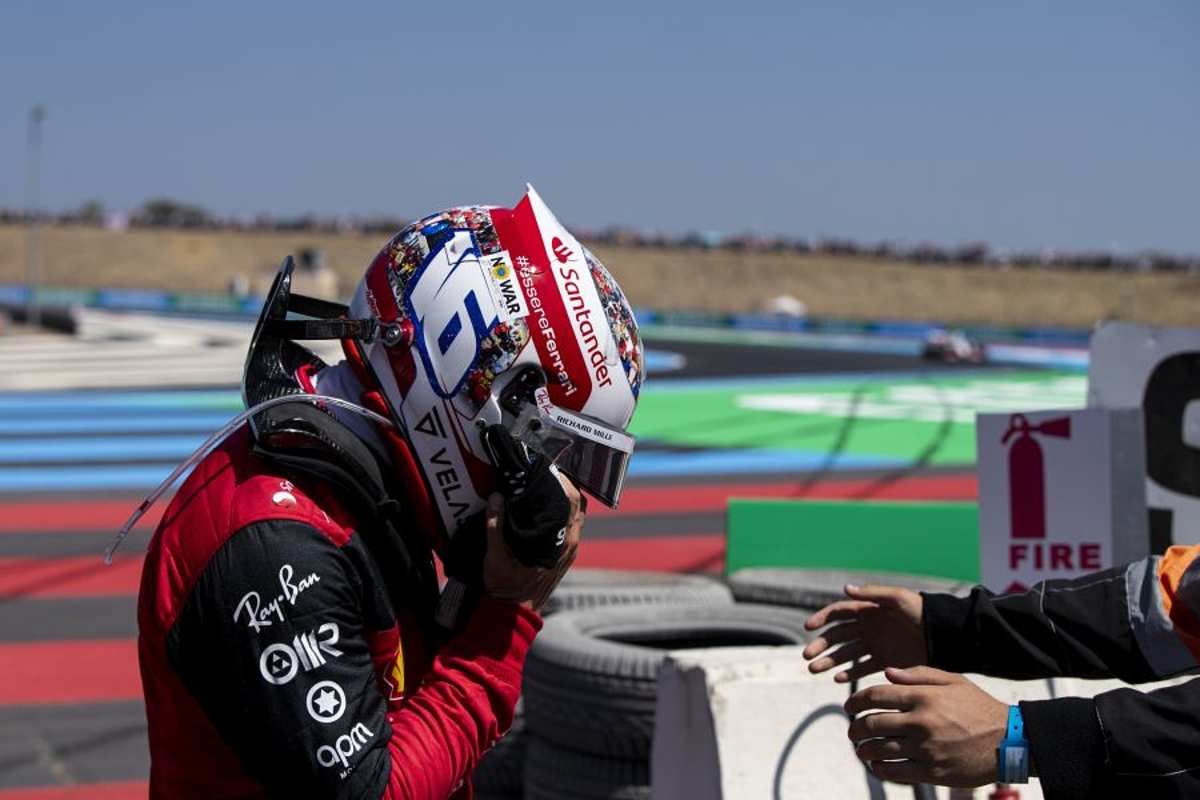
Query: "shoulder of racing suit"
140 409 443 798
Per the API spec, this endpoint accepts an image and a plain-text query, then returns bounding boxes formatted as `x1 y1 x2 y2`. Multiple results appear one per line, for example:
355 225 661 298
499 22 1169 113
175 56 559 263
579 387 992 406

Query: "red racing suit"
137 425 539 799
924 544 1200 799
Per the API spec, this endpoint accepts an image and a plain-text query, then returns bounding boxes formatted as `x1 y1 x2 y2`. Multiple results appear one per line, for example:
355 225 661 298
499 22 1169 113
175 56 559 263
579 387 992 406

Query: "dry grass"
1 223 1196 329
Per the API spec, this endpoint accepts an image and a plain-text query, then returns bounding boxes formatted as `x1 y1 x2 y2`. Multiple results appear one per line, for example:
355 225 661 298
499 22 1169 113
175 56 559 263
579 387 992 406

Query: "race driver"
134 186 644 798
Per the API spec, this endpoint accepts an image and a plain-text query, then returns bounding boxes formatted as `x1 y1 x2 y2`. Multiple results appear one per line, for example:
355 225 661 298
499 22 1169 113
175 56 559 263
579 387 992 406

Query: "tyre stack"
519 601 816 800
477 568 967 798
726 567 973 610
471 569 734 800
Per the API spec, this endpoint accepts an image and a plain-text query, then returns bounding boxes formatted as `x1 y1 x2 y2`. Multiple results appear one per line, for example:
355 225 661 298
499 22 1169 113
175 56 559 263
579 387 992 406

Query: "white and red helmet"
347 186 644 540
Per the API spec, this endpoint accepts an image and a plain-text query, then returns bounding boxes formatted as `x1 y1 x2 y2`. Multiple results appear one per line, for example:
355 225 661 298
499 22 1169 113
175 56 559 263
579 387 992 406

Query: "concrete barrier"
651 646 1058 800
0 302 79 335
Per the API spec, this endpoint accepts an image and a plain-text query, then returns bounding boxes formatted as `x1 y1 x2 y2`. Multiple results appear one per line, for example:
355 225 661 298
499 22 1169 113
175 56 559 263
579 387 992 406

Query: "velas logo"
551 237 573 264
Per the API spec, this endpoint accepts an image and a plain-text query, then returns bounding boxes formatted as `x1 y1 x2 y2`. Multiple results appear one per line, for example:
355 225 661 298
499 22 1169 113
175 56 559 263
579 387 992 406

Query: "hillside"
1 224 1196 329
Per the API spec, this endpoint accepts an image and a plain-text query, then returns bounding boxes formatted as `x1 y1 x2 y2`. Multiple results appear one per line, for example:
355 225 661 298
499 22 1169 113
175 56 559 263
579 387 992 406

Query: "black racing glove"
480 424 571 569
436 424 572 631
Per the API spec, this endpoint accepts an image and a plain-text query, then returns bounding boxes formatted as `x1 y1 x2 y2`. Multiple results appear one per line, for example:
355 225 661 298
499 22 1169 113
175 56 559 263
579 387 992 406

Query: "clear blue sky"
3 1 1198 255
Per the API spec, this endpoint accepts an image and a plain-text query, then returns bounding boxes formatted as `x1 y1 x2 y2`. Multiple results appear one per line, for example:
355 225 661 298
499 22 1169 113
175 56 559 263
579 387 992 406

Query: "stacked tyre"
725 567 972 610
520 602 816 799
475 567 975 798
471 569 734 800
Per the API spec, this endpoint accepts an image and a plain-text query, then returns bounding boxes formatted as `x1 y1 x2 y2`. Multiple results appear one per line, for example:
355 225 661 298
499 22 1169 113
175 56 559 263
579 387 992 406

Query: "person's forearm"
380 597 540 799
922 567 1157 681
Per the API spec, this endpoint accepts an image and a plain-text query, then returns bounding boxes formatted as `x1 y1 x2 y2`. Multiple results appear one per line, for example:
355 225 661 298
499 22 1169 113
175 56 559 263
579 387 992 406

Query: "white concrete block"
651 646 1055 800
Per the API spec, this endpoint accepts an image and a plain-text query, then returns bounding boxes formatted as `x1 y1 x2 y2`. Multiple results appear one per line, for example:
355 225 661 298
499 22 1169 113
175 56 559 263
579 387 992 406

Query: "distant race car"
921 328 987 364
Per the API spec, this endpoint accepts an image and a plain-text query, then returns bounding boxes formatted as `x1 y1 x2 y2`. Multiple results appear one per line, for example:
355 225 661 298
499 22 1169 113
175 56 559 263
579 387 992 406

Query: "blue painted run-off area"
0 379 908 493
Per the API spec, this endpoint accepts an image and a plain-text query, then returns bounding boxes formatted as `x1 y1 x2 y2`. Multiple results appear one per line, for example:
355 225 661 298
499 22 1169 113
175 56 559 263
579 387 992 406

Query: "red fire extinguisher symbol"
1001 414 1072 540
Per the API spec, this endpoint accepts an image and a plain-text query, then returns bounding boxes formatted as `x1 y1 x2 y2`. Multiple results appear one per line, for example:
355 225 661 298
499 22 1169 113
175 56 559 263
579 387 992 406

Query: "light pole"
26 105 46 332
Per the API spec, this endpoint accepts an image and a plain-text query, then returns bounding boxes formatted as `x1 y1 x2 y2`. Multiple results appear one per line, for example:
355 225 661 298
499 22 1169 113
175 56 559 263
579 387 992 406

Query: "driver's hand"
482 472 584 611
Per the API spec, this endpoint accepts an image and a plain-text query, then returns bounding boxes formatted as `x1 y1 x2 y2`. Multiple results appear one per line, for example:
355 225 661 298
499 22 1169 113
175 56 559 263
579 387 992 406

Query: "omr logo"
551 237 573 263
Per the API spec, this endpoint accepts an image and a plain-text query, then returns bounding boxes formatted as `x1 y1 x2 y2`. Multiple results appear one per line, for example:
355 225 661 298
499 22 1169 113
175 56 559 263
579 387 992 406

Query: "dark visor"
509 389 635 509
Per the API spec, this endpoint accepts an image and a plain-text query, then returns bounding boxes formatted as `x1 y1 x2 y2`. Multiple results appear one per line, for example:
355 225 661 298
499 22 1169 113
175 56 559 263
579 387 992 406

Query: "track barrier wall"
725 499 981 582
0 283 1094 347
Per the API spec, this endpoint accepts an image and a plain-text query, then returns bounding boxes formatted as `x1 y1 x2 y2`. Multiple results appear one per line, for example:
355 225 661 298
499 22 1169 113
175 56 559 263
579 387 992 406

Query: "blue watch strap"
997 704 1030 784
1006 704 1024 740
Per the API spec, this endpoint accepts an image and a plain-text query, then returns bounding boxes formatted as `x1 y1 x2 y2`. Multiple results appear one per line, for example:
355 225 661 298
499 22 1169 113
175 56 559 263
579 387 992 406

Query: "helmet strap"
341 339 438 539
357 386 448 557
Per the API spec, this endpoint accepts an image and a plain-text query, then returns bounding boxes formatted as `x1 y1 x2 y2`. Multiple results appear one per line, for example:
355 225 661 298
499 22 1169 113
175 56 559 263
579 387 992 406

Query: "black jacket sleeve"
923 567 1157 682
1019 680 1200 800
923 566 1200 799
168 518 394 799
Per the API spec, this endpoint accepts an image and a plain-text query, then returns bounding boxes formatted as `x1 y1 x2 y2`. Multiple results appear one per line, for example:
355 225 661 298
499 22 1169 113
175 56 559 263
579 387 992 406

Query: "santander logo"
551 237 574 264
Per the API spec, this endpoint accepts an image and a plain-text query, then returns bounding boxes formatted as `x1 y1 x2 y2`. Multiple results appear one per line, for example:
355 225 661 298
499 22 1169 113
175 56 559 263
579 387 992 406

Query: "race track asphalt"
0 329 1004 796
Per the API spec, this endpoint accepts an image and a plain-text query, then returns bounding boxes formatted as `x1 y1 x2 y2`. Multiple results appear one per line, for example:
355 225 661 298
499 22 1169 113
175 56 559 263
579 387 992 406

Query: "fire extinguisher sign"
976 407 1148 593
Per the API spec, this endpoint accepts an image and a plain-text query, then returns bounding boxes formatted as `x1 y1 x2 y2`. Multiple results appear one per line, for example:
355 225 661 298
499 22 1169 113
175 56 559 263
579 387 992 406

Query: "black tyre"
523 736 650 800
542 569 734 616
475 570 731 792
726 567 972 610
522 603 813 759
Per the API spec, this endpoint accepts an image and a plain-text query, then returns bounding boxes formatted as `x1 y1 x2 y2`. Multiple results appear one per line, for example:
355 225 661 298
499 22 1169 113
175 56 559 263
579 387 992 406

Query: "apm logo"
551 237 573 264
316 722 375 773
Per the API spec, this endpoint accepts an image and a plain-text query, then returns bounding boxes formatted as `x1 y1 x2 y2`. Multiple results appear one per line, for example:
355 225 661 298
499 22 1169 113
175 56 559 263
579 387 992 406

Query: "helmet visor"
510 388 635 509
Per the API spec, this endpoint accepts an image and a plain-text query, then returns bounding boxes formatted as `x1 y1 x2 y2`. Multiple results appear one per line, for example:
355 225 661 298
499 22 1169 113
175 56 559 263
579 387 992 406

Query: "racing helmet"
346 186 644 540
